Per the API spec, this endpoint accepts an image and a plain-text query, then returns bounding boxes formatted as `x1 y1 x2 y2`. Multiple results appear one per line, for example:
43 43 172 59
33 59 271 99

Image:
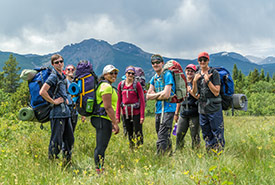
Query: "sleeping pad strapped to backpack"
70 60 98 116
28 67 61 123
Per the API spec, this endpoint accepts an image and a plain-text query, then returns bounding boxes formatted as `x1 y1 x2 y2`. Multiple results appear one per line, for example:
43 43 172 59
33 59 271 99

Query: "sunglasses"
66 68 75 72
127 72 135 75
186 70 194 73
198 57 208 63
53 60 64 65
109 71 118 75
151 60 162 65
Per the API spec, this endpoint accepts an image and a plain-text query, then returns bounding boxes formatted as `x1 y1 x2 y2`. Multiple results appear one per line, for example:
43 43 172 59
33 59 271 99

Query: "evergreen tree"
266 72 270 82
232 64 238 81
259 69 265 81
235 69 246 93
0 71 4 89
2 54 21 93
249 68 259 84
273 72 275 81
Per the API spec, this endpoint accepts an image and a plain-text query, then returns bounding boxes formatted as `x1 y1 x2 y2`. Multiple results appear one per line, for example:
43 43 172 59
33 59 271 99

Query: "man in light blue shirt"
147 54 176 155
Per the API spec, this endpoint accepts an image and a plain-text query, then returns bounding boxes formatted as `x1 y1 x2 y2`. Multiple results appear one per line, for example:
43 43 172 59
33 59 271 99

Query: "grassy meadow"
0 115 275 184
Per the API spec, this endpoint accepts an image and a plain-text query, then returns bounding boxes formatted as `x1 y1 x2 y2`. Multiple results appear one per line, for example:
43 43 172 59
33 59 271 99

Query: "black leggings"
123 114 143 147
91 117 112 169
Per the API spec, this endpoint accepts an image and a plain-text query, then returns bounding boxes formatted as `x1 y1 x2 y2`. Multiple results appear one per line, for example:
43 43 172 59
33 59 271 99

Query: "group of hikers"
39 52 225 174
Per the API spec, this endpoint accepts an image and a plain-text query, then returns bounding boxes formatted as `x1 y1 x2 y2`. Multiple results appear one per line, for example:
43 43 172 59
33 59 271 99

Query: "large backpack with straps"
69 60 98 116
162 60 187 103
212 67 234 110
120 66 146 103
19 67 61 123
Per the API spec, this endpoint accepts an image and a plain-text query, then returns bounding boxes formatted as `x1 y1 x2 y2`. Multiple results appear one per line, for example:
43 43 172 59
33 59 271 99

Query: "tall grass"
0 115 274 184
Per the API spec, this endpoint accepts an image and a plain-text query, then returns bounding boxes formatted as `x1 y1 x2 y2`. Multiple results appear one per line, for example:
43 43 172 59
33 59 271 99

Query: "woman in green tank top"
91 64 120 174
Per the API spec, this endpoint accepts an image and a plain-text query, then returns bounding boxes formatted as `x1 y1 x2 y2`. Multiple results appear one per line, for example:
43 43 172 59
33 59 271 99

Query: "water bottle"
86 98 94 113
172 123 178 136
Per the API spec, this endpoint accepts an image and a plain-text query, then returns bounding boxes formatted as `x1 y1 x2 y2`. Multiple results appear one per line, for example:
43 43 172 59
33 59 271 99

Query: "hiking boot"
96 168 105 175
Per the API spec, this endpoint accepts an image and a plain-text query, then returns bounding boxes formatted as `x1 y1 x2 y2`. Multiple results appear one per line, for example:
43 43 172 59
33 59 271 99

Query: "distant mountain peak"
113 41 144 55
221 52 229 56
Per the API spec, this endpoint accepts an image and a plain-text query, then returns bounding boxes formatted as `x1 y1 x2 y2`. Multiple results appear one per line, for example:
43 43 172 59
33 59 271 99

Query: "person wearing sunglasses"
91 64 120 174
40 54 74 162
174 64 200 150
116 66 145 149
64 64 80 132
192 52 225 152
147 54 177 155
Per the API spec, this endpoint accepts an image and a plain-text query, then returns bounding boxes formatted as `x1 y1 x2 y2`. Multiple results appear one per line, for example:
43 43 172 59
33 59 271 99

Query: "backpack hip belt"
122 103 140 122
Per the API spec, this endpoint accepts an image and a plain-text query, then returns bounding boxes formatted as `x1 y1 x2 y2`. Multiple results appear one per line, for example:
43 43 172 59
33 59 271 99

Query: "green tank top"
92 82 118 121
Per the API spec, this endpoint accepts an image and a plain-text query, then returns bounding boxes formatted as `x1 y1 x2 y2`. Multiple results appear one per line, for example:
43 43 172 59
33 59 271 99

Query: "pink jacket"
116 81 145 122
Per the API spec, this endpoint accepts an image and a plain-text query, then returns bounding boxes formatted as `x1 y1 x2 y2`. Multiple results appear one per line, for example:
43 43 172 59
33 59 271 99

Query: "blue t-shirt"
150 70 177 114
46 69 71 118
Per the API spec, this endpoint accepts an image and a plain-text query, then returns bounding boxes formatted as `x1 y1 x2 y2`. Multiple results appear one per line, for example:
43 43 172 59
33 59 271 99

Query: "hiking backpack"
21 67 61 123
212 67 234 110
69 60 98 116
120 66 147 101
162 60 187 103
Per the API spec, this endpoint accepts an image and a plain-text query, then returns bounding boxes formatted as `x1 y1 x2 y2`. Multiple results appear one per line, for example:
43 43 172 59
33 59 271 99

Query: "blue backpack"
28 67 61 123
211 67 234 110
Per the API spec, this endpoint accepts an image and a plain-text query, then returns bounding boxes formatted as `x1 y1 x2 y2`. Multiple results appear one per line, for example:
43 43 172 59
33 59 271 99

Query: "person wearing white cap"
192 52 225 152
174 64 200 150
90 64 120 174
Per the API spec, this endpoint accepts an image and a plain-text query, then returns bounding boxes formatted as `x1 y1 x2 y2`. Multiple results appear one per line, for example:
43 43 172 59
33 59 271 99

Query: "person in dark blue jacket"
40 54 74 161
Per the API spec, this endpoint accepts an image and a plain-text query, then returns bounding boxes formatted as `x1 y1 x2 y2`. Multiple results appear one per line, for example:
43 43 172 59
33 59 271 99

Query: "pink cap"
185 64 197 71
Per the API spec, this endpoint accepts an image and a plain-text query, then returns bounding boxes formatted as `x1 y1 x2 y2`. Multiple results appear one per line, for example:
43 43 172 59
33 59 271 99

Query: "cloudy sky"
0 0 274 59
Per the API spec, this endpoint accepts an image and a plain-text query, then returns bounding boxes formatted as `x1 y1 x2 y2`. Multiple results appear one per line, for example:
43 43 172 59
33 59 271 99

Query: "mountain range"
0 38 275 81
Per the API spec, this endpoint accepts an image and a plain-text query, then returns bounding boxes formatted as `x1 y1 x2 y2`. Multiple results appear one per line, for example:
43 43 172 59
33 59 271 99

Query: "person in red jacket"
116 66 145 148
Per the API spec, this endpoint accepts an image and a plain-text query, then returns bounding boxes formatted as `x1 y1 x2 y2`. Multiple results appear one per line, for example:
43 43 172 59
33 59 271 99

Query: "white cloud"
0 0 274 59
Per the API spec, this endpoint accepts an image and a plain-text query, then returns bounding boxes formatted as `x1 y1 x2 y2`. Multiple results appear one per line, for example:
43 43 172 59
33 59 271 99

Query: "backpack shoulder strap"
120 80 125 92
133 80 138 94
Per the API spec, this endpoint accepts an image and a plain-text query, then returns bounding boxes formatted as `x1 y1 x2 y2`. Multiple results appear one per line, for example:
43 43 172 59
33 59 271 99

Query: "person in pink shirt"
116 66 145 148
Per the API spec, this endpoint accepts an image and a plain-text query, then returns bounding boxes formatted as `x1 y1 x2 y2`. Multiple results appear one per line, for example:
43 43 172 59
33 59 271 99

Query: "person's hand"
187 86 192 93
66 99 69 105
112 124 120 135
140 118 144 124
204 73 212 83
53 97 64 105
116 118 120 123
174 114 179 122
193 73 201 82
